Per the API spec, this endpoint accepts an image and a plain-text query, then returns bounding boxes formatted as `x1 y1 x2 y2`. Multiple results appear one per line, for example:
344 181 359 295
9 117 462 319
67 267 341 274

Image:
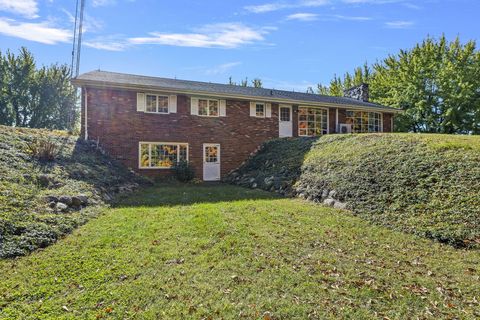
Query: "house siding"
82 86 395 179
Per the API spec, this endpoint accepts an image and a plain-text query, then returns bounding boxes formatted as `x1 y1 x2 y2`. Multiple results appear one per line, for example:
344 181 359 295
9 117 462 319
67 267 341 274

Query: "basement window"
139 142 188 168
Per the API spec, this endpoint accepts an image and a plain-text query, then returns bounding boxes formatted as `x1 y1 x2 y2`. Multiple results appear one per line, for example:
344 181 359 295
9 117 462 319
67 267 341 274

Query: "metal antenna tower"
71 0 86 78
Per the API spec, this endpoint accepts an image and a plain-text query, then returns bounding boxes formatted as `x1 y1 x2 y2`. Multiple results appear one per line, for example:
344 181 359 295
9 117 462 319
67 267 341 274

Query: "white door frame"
279 104 293 137
203 143 221 181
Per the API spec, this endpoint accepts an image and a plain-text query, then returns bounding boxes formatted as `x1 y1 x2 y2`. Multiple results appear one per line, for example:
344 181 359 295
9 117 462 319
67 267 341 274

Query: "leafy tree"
317 36 480 134
252 78 263 88
0 47 77 130
227 76 263 88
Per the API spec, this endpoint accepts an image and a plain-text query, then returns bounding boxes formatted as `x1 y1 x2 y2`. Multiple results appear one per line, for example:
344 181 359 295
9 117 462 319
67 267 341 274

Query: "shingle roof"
73 70 399 112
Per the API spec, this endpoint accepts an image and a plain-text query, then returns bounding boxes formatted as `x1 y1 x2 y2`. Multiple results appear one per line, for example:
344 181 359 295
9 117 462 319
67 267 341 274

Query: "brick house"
72 70 400 181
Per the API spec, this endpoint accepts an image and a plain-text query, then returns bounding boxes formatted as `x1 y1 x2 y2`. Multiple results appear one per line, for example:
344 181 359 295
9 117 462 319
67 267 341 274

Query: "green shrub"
26 137 59 161
173 160 195 182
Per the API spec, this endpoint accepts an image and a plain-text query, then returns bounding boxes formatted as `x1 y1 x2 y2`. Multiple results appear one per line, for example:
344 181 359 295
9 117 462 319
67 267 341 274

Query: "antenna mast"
71 0 86 78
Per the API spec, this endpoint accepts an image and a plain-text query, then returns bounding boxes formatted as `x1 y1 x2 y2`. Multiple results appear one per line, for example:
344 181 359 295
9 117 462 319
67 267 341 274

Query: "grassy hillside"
227 134 480 248
1 184 479 319
0 126 147 258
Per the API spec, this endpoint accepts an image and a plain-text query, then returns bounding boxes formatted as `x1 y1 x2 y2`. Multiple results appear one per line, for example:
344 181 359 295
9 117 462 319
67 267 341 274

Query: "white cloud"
331 14 371 21
92 0 116 7
0 0 38 19
245 3 291 13
287 12 371 22
206 62 242 75
129 23 272 49
385 20 414 28
84 35 130 51
263 78 317 91
245 0 329 13
286 13 318 21
0 17 71 44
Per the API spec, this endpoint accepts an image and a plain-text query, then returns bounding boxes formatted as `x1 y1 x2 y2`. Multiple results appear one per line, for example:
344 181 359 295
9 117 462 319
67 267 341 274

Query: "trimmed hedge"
228 134 480 248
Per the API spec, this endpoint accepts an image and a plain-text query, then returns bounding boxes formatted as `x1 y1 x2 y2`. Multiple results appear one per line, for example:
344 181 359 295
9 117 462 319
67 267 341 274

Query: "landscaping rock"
71 195 87 207
38 174 52 187
58 196 72 206
321 189 329 200
44 195 58 203
334 201 348 210
323 198 335 207
55 202 69 212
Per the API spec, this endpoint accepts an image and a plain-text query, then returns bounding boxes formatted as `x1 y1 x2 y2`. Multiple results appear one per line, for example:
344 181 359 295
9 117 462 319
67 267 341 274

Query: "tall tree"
0 47 77 130
317 36 480 134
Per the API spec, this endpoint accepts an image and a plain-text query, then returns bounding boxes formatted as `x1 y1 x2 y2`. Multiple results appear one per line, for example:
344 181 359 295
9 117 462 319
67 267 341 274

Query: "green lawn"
1 183 479 319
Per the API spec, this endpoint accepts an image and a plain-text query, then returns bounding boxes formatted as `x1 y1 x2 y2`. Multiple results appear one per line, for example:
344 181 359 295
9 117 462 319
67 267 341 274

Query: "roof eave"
71 78 403 114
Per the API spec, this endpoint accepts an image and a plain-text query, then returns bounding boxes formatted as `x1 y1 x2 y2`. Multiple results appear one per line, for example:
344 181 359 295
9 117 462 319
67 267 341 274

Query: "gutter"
72 79 403 114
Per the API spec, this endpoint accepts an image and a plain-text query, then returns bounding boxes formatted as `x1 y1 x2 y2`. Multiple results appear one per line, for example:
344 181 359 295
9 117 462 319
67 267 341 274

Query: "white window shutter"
191 97 199 115
169 95 177 113
137 93 145 112
219 100 226 117
266 103 272 118
250 102 256 117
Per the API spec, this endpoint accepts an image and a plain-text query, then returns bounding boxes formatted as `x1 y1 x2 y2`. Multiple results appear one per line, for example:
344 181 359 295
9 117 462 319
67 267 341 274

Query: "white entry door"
279 104 293 137
203 144 221 181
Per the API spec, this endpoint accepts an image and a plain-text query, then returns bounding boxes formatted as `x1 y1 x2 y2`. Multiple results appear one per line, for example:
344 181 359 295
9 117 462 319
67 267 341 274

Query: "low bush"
173 160 195 182
25 137 59 161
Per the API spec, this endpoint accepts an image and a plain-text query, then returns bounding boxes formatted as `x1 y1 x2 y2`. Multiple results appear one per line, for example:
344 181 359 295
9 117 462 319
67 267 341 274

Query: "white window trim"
346 110 383 133
298 106 329 137
254 102 266 118
197 98 220 117
138 142 189 169
145 94 170 114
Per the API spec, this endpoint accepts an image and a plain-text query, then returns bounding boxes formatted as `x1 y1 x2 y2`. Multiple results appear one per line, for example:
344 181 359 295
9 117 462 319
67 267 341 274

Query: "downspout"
84 86 88 140
335 108 339 133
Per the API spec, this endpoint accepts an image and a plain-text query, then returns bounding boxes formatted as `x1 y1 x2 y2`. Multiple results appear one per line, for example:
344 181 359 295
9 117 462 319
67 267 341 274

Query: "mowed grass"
1 184 479 319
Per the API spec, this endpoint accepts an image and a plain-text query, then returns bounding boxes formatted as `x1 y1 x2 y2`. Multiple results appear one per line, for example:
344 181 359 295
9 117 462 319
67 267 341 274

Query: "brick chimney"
344 83 369 102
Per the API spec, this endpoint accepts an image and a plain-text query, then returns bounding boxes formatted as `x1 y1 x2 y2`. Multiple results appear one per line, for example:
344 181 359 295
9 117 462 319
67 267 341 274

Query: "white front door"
279 104 293 137
203 144 221 181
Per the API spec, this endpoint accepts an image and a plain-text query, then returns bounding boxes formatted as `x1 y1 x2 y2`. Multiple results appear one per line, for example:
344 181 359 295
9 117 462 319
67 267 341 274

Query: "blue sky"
0 0 479 91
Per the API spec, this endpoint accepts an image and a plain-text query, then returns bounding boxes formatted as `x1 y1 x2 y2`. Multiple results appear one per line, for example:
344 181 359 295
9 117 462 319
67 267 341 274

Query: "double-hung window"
298 107 328 136
198 99 219 117
139 142 188 168
145 94 169 114
255 103 265 117
346 111 382 133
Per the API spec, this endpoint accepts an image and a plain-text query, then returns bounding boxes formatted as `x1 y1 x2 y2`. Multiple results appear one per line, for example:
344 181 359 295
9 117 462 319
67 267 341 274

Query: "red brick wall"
83 87 279 179
82 86 394 179
383 113 393 132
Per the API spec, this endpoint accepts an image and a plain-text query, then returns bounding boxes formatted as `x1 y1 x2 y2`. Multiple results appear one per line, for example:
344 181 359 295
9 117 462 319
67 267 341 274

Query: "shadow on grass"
114 182 281 208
